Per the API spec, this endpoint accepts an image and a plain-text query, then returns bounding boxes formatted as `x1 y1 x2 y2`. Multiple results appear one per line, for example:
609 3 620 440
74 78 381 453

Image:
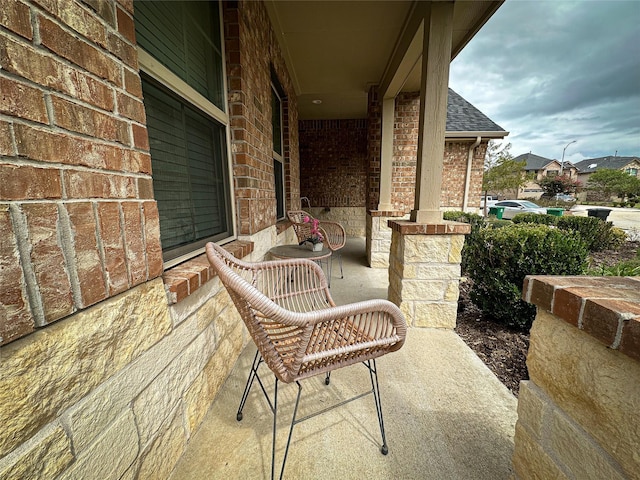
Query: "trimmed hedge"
512 213 558 225
556 216 625 251
465 224 589 330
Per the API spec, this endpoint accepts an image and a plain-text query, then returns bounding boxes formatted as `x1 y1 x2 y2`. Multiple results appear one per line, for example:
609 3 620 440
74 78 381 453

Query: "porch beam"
410 1 454 224
378 97 395 211
378 3 423 100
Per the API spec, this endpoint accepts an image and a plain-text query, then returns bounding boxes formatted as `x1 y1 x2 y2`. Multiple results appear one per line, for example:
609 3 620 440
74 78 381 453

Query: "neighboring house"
0 0 505 477
513 153 578 199
574 156 640 186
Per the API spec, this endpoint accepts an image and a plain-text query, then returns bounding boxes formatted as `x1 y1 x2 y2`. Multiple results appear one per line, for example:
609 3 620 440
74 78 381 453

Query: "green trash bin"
488 206 505 219
546 208 564 217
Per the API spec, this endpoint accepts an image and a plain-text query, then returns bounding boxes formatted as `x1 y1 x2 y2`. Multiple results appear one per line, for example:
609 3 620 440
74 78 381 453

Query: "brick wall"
0 0 161 346
366 90 488 214
225 1 299 235
367 86 382 211
299 119 367 207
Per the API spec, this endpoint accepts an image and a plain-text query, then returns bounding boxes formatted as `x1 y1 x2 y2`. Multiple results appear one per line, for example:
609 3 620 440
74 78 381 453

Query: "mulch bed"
454 241 639 397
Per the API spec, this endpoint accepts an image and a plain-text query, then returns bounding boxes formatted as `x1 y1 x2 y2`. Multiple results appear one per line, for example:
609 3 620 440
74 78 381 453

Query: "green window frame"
272 79 285 220
135 0 233 266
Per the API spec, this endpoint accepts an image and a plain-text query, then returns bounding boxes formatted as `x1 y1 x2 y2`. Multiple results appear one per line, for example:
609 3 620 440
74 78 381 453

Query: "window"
272 78 285 220
625 168 638 176
546 169 559 177
135 1 233 266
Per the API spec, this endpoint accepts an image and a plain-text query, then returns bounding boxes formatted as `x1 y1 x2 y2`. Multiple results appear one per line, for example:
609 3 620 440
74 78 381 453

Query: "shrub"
556 216 625 251
443 211 485 232
512 213 558 225
465 224 589 330
443 211 486 272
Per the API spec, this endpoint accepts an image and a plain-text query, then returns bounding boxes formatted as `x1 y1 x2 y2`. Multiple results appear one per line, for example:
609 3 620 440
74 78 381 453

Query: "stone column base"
366 210 408 268
387 220 470 329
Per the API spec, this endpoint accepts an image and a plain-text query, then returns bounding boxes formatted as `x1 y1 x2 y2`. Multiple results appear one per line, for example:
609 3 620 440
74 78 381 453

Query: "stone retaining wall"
513 276 640 479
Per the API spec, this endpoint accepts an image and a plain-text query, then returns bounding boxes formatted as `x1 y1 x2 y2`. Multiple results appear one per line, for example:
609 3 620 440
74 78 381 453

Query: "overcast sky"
449 0 640 164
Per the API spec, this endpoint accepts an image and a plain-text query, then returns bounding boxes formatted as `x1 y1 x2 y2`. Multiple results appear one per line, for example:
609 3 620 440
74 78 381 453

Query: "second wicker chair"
287 210 346 279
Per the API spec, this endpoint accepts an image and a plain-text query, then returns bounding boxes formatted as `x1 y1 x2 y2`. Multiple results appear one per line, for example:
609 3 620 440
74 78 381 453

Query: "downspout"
462 136 482 212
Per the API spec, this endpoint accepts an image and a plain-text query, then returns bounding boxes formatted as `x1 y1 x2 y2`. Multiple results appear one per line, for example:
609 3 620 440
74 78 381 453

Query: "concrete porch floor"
169 238 518 480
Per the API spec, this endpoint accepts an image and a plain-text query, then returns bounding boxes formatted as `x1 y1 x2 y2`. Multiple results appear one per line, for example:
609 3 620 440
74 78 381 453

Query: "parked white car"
492 200 547 220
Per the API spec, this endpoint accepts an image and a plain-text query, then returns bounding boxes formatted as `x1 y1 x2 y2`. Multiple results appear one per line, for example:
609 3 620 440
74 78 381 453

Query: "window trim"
272 81 285 220
136 2 236 269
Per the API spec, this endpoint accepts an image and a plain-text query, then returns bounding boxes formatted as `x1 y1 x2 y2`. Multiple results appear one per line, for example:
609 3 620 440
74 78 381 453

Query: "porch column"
378 97 395 211
410 1 454 224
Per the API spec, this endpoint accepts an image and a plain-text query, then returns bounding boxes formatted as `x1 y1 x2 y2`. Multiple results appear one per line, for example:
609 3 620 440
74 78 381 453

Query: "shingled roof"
574 156 640 173
446 88 506 136
513 153 557 171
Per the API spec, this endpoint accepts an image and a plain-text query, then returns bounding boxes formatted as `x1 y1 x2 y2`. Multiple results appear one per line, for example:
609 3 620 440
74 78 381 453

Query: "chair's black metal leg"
338 252 343 279
279 381 302 480
324 371 331 385
237 350 261 421
271 378 278 480
367 359 388 454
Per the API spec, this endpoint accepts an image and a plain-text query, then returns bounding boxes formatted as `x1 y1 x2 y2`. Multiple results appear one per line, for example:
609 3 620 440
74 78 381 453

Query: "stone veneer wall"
387 220 470 328
305 206 367 237
0 242 253 479
513 276 640 479
366 211 409 268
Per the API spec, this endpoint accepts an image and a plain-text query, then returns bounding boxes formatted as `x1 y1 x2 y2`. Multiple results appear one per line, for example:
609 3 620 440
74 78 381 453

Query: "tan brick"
512 422 568 480
0 77 48 124
0 205 35 345
116 4 136 43
142 201 163 279
129 151 152 174
22 203 75 324
122 202 146 286
14 124 117 170
59 0 107 48
39 16 120 86
51 96 129 144
414 302 457 328
516 381 547 440
116 91 145 123
0 120 14 156
0 425 73 479
132 123 149 150
64 170 136 199
107 31 137 69
123 68 143 99
548 408 626 480
619 317 640 362
97 202 129 296
83 0 116 27
0 163 62 200
0 279 170 457
527 310 640 477
0 0 33 40
65 202 107 307
0 34 114 111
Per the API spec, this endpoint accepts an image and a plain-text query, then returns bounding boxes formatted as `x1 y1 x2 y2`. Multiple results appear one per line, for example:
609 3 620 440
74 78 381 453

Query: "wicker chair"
287 210 347 279
206 242 407 480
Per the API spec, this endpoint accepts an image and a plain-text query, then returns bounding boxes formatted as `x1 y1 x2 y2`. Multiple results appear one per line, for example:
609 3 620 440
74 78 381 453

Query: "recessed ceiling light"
311 99 322 105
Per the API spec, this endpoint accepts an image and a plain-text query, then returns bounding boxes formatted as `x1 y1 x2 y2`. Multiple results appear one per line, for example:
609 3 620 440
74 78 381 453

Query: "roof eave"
445 131 509 139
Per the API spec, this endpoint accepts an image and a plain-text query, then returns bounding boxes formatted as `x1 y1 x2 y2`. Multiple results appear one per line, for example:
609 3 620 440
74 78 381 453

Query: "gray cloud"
450 0 640 160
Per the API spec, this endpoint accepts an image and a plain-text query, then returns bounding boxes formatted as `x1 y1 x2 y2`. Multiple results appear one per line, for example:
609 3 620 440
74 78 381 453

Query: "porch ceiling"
265 0 503 120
